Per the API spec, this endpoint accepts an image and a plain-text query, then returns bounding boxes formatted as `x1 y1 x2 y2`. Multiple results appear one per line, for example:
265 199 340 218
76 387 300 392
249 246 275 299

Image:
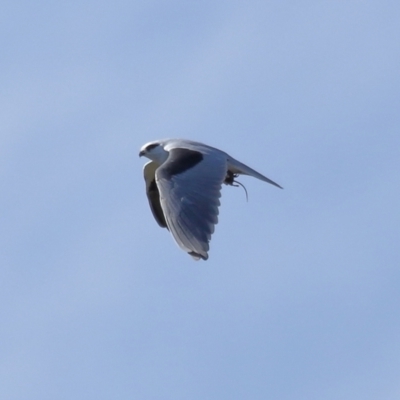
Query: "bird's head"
139 140 169 164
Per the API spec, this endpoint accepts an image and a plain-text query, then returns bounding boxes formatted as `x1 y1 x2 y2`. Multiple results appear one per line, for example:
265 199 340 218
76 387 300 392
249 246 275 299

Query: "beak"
139 150 145 157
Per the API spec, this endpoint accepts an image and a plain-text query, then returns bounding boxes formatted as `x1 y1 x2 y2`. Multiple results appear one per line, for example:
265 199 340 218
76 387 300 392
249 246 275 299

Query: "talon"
224 171 248 201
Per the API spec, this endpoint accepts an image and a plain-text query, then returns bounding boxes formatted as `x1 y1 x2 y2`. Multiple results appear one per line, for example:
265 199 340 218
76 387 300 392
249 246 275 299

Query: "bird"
139 139 282 260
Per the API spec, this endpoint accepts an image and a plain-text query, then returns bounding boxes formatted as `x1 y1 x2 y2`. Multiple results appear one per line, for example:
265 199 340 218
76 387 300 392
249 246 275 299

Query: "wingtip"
264 178 283 189
188 251 208 261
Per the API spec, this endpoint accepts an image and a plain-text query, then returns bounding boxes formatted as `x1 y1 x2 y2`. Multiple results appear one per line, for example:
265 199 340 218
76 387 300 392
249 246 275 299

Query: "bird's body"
139 139 282 260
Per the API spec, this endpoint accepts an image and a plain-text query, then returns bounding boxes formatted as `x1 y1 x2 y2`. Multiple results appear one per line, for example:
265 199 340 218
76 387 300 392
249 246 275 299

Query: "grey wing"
156 148 227 260
143 161 168 228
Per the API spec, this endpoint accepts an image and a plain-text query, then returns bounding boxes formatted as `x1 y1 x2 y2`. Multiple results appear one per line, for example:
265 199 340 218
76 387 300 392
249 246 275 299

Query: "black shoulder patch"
147 179 168 228
161 148 203 177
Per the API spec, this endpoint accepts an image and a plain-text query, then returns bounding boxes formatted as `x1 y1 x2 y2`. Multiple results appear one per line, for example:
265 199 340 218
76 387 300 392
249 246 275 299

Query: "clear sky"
1 1 400 399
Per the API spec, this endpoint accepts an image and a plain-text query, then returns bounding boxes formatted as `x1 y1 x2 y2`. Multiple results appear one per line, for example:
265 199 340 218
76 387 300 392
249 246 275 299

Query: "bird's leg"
224 171 248 201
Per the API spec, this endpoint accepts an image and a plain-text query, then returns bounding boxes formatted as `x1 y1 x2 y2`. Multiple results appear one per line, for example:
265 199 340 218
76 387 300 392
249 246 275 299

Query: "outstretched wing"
156 148 227 260
143 161 167 228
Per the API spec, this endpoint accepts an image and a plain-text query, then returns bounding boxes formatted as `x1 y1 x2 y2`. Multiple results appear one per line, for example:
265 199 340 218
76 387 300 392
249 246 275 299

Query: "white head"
139 140 169 164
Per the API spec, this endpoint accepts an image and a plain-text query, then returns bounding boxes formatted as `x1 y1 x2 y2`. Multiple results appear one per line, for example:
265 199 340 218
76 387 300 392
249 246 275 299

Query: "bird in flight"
139 139 282 260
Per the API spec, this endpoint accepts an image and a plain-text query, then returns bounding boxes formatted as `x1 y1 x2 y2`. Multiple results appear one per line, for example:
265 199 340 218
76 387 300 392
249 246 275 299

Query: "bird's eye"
146 144 158 151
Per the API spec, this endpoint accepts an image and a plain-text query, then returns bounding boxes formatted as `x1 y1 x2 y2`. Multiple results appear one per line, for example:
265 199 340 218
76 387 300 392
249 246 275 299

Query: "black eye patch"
146 144 158 151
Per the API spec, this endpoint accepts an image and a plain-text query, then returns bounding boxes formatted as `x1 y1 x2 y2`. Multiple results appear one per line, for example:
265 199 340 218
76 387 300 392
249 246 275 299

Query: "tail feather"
227 157 283 189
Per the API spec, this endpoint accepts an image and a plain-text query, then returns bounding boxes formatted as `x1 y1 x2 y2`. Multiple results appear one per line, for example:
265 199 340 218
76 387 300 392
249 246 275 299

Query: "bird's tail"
227 157 283 189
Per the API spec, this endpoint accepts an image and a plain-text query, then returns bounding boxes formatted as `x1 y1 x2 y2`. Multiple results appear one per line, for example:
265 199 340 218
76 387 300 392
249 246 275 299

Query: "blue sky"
1 1 400 399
